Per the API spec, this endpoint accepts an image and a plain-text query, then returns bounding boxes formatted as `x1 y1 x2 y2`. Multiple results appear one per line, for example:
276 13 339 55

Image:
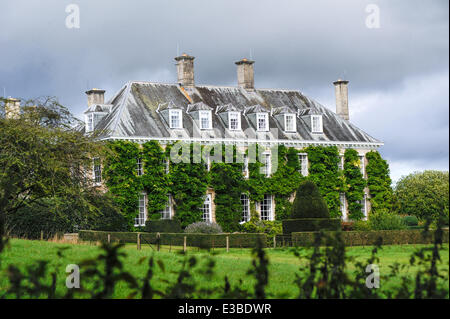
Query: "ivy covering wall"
365 150 393 213
102 140 392 230
343 149 367 220
304 146 343 218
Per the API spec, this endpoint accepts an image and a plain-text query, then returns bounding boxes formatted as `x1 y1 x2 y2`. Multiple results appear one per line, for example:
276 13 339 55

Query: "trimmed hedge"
291 229 450 246
144 219 182 233
78 230 267 248
282 218 341 234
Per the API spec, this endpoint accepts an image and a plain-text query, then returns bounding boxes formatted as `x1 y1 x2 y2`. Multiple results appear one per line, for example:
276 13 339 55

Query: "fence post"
183 236 187 253
137 233 141 250
273 236 276 248
157 232 160 252
107 234 111 244
40 230 44 241
226 236 229 252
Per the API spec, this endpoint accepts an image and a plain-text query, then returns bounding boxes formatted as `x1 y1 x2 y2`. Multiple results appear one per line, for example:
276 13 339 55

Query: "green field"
0 239 448 298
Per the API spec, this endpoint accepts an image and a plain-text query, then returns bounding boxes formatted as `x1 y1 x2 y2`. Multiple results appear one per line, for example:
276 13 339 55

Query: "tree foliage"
0 96 105 242
394 170 449 222
291 180 330 219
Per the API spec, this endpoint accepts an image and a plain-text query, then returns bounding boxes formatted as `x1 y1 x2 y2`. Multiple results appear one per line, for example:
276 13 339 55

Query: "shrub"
184 222 223 234
241 219 282 245
292 229 449 246
368 210 406 230
353 220 371 231
5 193 127 239
402 215 419 227
144 219 182 233
291 180 330 219
78 230 266 248
282 218 341 234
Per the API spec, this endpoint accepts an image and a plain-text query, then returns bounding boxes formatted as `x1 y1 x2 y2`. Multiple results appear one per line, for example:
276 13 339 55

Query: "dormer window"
199 110 212 130
169 109 182 129
257 113 269 131
86 113 94 132
311 115 323 133
229 112 241 130
284 114 296 132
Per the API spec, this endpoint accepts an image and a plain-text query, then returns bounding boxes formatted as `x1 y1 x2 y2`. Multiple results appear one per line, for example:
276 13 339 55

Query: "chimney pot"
85 88 105 107
5 97 21 119
333 79 349 120
174 53 195 87
235 58 255 90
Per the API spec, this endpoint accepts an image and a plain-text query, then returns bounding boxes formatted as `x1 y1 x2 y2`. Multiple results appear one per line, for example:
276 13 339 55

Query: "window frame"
311 115 323 133
199 110 212 130
169 109 183 129
93 157 102 184
201 194 212 223
359 155 365 177
262 152 271 177
256 113 269 132
228 111 241 131
360 194 368 220
134 193 147 227
298 153 309 176
136 157 143 176
284 113 296 132
240 193 250 223
160 194 172 220
260 194 273 221
86 113 94 132
340 193 347 221
338 155 345 171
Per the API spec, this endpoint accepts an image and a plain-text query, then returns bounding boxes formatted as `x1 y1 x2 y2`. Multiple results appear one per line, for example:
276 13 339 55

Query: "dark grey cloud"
0 0 448 181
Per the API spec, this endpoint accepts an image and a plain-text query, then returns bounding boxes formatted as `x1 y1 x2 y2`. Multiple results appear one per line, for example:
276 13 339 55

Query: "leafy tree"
394 170 449 222
0 96 105 244
291 180 330 218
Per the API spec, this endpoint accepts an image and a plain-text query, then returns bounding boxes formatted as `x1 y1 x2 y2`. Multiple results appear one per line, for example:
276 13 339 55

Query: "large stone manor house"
80 54 383 226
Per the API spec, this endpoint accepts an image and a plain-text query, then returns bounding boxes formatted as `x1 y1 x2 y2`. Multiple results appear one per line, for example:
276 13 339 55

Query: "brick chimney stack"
85 88 105 107
333 79 349 120
175 53 195 87
235 58 255 90
5 97 21 119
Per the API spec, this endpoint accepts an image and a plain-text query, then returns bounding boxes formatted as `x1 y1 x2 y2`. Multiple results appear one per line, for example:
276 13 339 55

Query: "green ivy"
102 140 390 230
365 150 393 213
167 142 209 228
305 146 343 218
141 141 170 220
210 145 247 232
343 149 367 220
102 140 142 229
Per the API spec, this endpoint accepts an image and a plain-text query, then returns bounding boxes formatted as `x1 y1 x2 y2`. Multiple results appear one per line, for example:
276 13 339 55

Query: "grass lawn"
0 239 448 298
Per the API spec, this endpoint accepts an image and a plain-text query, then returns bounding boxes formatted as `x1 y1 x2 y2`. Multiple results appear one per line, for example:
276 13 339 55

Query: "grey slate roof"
89 81 382 147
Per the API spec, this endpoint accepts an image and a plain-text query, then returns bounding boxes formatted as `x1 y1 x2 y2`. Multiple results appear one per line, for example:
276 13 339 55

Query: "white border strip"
99 136 384 149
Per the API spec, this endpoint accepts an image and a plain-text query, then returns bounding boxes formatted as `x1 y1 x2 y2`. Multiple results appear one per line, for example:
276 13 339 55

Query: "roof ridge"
110 81 133 134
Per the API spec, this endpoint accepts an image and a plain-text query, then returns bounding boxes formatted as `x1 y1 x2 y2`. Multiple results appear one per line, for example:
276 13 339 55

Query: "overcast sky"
0 0 448 183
